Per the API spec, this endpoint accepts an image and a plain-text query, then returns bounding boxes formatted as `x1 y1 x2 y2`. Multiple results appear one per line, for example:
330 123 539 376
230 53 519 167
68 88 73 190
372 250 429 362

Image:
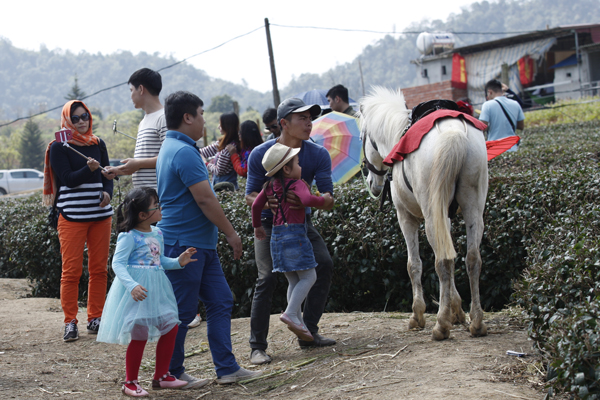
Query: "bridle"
362 133 387 177
361 131 393 211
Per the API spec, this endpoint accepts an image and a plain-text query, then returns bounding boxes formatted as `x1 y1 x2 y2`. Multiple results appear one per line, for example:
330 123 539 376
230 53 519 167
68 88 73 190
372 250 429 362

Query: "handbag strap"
494 99 516 132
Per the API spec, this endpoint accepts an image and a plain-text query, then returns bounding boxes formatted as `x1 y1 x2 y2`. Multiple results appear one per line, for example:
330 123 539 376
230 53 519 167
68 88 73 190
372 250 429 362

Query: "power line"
270 23 535 35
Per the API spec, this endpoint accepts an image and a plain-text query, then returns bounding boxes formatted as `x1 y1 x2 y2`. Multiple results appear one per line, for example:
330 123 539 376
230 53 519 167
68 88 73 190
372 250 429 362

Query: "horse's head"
359 86 410 197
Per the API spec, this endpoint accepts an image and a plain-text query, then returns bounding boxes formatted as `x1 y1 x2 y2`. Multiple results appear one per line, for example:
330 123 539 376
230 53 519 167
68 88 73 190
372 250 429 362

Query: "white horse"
359 86 488 340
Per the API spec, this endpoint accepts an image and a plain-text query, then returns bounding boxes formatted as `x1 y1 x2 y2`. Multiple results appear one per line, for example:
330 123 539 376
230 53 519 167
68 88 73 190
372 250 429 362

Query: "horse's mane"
359 86 410 151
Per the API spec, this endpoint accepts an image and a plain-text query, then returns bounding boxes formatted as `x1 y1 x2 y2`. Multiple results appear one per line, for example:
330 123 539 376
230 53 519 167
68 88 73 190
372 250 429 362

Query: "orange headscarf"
42 100 100 206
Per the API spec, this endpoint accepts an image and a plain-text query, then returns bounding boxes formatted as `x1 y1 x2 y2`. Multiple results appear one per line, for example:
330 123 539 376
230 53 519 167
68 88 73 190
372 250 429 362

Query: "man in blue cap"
245 98 336 365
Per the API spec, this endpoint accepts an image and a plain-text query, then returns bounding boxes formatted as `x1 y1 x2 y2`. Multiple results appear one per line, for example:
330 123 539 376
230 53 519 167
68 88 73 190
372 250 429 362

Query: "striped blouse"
198 142 235 176
50 140 114 222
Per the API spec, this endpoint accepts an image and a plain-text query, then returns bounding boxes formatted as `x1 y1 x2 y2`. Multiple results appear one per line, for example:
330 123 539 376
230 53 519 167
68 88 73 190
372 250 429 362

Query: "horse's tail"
429 120 468 260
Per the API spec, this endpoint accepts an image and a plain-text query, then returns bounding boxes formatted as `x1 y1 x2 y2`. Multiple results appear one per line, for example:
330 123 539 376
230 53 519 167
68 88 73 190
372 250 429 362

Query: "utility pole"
573 30 583 98
265 18 281 107
358 59 366 96
501 63 509 86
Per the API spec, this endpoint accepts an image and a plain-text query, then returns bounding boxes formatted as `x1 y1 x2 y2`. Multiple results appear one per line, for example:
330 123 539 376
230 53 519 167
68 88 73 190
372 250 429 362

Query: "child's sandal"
121 380 149 397
152 372 187 390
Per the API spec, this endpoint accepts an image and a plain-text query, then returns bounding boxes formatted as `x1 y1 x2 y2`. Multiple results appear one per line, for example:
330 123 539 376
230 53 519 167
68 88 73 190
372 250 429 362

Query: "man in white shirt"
479 79 525 151
105 68 167 188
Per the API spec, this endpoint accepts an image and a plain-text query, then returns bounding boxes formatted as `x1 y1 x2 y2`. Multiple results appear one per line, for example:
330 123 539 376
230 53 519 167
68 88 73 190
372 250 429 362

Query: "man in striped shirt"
105 68 167 188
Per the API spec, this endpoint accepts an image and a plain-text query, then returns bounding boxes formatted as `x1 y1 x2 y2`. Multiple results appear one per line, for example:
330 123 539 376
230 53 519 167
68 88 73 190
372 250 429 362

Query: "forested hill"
1 0 599 121
0 43 272 120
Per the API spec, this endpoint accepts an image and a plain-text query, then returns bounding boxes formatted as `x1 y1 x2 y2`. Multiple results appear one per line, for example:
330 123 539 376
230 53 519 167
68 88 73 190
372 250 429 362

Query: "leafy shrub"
510 120 600 398
525 97 600 128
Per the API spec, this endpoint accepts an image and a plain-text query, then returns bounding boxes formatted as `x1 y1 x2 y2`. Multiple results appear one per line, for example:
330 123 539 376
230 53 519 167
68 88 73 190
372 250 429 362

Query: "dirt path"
0 279 546 399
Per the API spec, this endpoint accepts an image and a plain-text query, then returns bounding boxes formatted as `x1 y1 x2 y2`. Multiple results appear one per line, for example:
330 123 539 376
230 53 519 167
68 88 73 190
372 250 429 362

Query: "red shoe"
279 313 313 342
152 372 187 390
121 380 149 397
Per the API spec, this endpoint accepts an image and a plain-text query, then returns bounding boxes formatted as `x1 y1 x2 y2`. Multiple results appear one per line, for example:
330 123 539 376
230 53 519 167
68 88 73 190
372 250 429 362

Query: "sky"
0 0 478 93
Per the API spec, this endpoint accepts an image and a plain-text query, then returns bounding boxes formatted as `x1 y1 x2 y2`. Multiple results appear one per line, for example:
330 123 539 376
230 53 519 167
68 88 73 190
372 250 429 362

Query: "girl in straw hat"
252 143 333 342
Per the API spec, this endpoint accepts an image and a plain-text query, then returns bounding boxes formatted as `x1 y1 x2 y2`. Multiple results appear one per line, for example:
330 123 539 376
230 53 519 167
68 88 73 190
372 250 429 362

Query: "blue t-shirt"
246 139 333 220
156 130 218 249
479 96 525 143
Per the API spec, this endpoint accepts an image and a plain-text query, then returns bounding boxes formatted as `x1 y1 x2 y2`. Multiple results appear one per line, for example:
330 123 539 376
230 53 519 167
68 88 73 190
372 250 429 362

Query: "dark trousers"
165 245 239 378
249 215 333 351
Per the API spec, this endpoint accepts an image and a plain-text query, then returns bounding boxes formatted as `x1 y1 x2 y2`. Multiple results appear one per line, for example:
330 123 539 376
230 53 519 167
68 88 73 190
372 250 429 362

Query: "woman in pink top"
252 143 332 342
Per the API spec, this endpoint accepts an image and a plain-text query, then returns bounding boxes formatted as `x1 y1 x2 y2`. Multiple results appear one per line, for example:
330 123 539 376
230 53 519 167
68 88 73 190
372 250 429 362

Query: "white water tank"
416 32 455 55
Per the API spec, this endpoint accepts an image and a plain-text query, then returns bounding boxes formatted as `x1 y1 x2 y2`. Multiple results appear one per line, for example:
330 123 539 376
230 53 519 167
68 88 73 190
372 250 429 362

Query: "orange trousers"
57 215 112 324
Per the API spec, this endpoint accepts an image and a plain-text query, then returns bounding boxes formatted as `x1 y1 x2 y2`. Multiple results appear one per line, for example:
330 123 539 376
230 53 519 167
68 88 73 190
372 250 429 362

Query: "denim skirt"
270 223 317 273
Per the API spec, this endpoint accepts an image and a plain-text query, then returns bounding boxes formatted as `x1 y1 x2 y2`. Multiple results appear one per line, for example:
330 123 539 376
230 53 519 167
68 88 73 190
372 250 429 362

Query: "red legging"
125 325 179 383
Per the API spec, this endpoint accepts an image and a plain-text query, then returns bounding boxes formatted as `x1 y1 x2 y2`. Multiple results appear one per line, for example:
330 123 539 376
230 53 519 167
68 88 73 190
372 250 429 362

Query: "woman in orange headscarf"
44 100 113 343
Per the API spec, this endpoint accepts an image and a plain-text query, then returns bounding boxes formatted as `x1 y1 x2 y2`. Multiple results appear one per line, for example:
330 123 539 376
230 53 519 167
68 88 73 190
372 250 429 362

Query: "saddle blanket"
382 110 488 166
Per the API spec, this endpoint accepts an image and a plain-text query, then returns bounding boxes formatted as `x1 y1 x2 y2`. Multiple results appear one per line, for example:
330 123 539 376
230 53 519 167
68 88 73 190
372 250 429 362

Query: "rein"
361 133 394 211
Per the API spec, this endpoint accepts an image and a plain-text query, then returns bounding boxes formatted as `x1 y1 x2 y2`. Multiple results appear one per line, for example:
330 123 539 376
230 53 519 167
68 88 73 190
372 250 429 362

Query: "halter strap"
362 133 387 176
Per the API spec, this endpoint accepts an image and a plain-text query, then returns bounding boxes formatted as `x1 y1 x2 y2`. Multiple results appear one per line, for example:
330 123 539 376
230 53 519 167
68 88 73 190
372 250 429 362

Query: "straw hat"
262 143 301 177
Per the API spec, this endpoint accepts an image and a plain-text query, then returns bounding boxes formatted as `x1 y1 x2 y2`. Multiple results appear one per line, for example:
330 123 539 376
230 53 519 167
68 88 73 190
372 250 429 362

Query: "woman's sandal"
121 380 149 397
151 372 187 390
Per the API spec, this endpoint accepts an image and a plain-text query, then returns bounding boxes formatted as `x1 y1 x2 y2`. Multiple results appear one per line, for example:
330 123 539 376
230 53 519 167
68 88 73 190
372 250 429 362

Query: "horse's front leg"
432 258 454 340
396 209 426 330
423 217 454 340
450 266 466 325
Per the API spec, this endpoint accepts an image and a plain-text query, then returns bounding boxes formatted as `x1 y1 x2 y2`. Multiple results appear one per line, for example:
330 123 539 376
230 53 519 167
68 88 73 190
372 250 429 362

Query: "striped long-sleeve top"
49 140 113 222
198 142 235 176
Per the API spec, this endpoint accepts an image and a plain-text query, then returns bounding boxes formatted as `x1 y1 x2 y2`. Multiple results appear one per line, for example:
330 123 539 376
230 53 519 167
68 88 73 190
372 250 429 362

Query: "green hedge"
510 121 600 398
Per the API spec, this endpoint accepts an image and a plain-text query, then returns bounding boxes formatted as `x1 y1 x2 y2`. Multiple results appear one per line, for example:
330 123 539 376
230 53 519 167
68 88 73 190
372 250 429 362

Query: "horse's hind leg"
396 208 426 330
460 204 487 337
450 265 466 325
423 218 454 340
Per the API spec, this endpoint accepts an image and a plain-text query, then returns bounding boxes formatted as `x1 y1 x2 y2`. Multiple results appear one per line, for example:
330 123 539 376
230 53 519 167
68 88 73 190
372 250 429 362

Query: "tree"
207 94 235 113
64 75 86 100
19 119 45 170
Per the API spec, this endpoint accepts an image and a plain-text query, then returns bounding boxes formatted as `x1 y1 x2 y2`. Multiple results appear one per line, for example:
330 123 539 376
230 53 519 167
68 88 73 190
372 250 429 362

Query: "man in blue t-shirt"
157 91 261 388
479 79 525 151
245 98 336 365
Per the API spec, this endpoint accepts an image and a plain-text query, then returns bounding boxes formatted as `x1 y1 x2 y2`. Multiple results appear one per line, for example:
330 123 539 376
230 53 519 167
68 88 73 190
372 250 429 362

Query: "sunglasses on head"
71 112 90 124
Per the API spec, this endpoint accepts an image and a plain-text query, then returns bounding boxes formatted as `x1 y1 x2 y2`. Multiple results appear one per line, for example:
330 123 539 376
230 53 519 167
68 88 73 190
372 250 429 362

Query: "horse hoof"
408 316 425 330
432 325 450 341
470 324 488 337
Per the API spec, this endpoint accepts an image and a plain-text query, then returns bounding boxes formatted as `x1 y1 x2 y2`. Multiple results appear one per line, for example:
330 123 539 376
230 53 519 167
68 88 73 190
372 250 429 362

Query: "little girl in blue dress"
97 187 197 397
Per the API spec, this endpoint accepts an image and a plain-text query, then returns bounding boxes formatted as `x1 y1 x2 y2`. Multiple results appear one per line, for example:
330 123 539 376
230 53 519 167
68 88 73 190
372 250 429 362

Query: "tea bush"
510 120 600 398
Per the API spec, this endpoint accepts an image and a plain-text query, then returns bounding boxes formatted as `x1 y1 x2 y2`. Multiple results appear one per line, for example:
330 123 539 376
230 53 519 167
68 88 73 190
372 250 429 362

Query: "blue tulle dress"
97 227 182 345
